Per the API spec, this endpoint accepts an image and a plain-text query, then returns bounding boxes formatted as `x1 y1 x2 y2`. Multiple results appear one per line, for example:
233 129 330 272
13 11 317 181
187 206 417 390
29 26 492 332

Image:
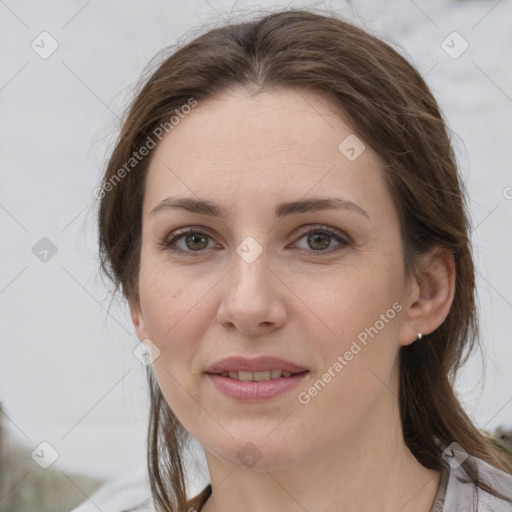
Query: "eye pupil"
186 233 208 251
307 232 331 250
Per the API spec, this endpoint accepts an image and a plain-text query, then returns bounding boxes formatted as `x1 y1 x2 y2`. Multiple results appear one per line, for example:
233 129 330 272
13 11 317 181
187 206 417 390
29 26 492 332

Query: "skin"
130 87 456 512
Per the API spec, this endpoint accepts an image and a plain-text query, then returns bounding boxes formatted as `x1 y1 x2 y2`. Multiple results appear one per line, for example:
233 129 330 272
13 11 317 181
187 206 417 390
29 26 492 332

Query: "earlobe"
399 248 455 347
129 300 150 342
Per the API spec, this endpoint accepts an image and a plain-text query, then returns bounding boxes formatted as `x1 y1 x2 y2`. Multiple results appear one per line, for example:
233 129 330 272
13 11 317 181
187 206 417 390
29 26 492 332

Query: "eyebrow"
150 196 369 220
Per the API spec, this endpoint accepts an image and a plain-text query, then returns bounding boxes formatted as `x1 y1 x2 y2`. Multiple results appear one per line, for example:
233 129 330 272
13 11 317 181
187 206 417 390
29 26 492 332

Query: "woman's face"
131 87 419 470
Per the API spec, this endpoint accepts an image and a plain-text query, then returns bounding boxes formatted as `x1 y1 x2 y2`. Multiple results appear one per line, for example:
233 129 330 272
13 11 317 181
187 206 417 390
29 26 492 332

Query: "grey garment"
437 455 512 512
430 464 450 512
71 455 512 512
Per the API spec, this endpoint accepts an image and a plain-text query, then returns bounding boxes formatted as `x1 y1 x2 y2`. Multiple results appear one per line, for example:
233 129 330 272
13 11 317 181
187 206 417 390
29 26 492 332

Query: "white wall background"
1 0 511 486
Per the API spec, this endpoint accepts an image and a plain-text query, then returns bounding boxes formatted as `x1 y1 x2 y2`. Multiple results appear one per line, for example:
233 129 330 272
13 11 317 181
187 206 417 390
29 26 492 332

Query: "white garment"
71 455 512 512
70 469 155 512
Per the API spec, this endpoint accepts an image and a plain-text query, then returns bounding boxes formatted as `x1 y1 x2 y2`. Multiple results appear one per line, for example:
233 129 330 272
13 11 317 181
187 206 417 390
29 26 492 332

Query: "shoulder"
444 455 512 511
70 470 156 512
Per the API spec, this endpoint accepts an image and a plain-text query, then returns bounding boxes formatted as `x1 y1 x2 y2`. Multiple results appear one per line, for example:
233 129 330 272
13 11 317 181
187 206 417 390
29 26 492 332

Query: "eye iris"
307 232 331 250
185 233 208 251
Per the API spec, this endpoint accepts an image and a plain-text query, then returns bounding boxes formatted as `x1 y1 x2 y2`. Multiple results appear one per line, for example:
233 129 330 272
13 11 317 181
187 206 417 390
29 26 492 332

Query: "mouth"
209 369 308 381
204 356 309 400
205 369 309 401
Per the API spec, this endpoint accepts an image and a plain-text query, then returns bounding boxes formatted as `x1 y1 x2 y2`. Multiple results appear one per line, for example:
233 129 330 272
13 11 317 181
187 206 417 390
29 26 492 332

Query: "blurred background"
1 0 511 510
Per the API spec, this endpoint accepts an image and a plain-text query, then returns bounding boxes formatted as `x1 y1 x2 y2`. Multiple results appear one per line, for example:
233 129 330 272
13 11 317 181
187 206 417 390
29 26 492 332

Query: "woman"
93 7 512 512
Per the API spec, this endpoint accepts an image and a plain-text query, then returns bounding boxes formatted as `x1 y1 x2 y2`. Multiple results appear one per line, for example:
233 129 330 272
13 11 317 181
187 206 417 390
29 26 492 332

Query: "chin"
204 433 303 472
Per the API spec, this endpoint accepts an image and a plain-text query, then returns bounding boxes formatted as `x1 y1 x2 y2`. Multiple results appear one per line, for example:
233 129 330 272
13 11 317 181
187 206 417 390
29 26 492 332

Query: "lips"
205 355 308 375
207 370 309 400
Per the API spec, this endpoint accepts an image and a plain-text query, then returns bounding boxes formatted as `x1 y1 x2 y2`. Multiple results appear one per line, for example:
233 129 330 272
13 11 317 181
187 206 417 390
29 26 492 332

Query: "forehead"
144 87 389 218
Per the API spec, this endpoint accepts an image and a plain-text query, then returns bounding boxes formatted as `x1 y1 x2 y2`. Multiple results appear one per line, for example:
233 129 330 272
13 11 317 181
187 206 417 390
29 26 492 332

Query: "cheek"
138 260 222 387
296 266 404 396
296 303 403 438
138 266 194 360
139 271 207 417
297 259 404 338
139 253 200 334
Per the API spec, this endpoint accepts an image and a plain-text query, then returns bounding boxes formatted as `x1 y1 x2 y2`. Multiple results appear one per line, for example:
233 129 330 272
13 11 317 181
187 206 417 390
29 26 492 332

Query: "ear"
129 299 150 343
399 247 456 347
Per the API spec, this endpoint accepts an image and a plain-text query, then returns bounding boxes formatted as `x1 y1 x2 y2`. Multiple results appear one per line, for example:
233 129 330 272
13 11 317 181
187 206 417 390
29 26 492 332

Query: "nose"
216 248 287 336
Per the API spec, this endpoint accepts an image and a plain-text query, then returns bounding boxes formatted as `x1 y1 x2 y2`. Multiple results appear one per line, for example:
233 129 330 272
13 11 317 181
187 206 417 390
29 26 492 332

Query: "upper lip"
205 356 308 374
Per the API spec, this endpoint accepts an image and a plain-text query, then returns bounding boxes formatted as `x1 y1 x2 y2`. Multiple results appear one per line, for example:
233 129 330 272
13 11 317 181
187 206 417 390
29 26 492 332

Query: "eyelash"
159 225 351 257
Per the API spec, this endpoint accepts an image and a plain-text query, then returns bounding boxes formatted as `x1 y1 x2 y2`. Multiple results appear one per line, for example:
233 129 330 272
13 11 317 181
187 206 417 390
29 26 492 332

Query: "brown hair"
97 7 512 511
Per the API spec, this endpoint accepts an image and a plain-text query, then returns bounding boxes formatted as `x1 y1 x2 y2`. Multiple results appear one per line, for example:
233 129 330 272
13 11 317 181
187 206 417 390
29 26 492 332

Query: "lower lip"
206 372 309 401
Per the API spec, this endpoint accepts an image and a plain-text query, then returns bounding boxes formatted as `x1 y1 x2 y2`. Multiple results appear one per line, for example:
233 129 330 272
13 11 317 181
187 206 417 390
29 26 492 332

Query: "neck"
200 420 440 511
